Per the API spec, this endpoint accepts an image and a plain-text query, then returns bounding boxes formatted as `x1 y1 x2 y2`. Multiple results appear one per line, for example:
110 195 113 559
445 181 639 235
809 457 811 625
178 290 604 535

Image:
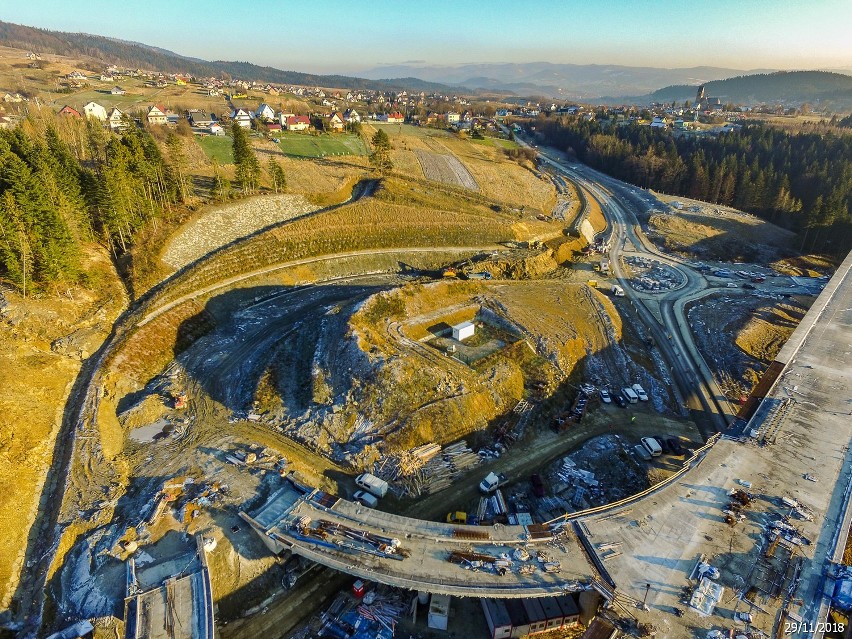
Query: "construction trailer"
539 598 564 631
480 598 513 639
452 320 476 341
504 599 531 638
555 594 580 627
521 599 548 635
482 596 581 638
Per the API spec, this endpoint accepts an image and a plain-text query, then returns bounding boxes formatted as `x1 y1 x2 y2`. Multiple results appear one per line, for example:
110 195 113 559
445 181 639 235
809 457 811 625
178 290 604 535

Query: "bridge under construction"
240 249 852 636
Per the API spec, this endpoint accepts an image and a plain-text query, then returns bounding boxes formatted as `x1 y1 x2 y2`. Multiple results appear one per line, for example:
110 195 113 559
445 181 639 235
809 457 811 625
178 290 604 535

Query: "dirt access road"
401 405 701 519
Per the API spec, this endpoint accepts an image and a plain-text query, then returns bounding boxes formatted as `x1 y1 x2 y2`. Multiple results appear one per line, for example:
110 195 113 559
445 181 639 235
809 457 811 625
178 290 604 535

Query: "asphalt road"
514 132 732 436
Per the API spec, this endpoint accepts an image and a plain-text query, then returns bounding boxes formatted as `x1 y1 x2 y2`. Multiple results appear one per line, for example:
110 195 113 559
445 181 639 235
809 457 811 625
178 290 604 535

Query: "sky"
3 0 852 74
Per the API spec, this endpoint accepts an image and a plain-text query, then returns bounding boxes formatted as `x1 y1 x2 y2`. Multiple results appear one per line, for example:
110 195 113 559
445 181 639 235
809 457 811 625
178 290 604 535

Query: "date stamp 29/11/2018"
784 621 845 635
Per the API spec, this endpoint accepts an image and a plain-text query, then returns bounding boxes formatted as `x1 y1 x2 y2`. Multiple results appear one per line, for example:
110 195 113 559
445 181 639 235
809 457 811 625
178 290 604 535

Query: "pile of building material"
476 489 508 523
374 441 481 497
311 588 405 639
356 593 406 635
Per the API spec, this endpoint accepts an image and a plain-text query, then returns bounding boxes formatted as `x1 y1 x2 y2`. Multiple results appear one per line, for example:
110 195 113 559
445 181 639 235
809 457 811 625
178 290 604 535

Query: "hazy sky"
4 0 851 73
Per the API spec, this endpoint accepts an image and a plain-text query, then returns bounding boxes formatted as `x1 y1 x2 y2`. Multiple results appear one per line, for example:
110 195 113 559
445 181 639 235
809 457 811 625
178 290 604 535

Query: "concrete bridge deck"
241 482 596 598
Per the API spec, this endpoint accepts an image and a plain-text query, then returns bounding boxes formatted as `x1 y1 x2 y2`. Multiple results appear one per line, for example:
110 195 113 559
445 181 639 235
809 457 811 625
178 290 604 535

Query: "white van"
641 437 663 457
632 384 648 401
622 387 639 404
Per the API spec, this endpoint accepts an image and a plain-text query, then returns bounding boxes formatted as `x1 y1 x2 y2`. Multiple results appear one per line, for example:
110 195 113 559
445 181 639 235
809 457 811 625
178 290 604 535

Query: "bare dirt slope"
689 293 810 399
161 194 320 270
414 149 479 190
646 193 795 262
0 248 126 609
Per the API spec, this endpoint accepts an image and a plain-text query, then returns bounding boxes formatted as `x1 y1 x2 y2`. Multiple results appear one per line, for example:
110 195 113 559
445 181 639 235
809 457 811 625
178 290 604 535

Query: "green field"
273 132 367 157
198 135 235 163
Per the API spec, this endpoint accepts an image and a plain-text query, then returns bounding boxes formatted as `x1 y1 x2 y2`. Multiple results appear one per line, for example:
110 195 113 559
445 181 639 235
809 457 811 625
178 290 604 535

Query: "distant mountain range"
358 62 777 99
0 21 458 94
2 21 850 110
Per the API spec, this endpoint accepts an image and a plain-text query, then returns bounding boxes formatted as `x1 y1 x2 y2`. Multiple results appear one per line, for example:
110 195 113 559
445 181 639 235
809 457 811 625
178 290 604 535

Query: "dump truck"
479 472 508 494
355 473 389 498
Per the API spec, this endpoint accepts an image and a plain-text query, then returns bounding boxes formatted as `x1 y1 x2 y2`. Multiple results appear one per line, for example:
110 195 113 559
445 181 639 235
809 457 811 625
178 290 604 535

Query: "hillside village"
0 54 833 137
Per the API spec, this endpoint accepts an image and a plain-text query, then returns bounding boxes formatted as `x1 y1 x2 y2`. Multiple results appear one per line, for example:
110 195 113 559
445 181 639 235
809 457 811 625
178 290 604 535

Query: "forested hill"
532 117 852 255
0 20 457 93
650 71 852 108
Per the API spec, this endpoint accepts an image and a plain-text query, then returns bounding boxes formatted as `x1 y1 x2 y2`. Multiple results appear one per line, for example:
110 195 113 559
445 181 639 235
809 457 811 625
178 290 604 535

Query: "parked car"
353 490 378 508
667 438 686 456
634 444 652 461
727 282 738 288
530 474 545 497
355 473 389 497
613 393 627 408
655 437 670 454
743 283 756 289
631 384 648 401
641 437 663 457
622 387 639 403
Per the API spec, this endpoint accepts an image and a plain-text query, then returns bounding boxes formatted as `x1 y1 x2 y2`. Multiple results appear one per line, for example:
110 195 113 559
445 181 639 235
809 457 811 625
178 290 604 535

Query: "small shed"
480 598 512 639
452 320 475 341
428 593 451 630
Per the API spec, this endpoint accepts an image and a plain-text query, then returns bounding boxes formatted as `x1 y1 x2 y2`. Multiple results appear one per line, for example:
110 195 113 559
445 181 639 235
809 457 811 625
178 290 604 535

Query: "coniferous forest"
533 117 852 254
0 116 187 292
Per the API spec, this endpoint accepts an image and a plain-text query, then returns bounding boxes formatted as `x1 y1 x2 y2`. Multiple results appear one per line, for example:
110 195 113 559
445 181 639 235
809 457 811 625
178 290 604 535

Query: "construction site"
7 117 850 639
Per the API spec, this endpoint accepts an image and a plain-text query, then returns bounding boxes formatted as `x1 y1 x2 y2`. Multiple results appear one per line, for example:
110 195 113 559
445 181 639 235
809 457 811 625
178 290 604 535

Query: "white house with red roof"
58 105 82 118
147 104 168 125
286 115 311 131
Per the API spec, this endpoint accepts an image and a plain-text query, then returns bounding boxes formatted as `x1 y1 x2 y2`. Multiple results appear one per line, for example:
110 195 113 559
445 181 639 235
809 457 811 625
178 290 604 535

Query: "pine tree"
166 132 190 203
369 128 393 174
231 122 260 193
0 149 78 283
266 157 287 193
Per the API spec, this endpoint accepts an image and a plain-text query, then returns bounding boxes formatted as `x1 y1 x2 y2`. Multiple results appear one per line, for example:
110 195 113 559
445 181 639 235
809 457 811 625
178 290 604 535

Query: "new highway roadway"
517 133 734 436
